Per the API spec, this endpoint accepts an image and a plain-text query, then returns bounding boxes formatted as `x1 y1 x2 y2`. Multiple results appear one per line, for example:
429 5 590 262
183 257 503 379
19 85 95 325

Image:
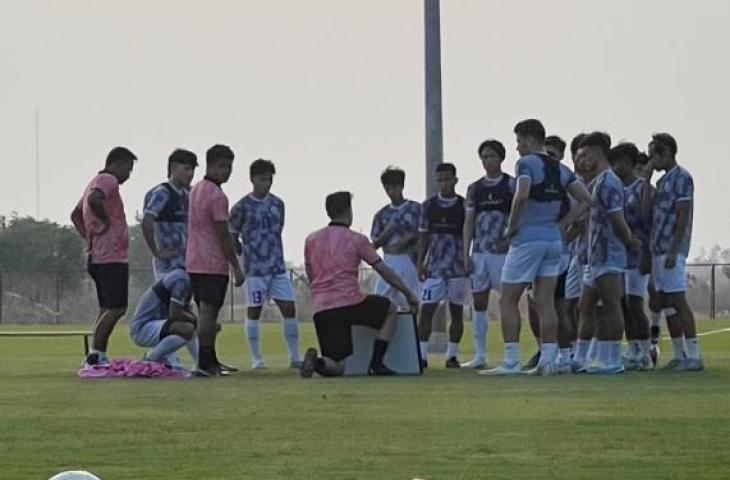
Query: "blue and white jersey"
370 199 421 253
623 178 650 269
465 174 515 254
587 169 627 269
130 269 192 334
513 153 576 244
651 166 694 257
419 194 466 279
143 182 189 275
229 193 287 277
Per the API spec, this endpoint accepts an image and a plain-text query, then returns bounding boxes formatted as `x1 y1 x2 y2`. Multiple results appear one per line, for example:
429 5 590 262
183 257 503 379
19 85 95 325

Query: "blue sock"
148 335 187 362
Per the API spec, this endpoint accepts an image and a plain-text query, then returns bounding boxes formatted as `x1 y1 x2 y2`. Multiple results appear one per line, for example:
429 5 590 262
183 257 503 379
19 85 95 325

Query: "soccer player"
462 140 515 369
417 163 468 369
371 167 421 310
229 159 301 370
141 149 198 279
482 119 591 376
71 146 137 367
186 144 245 377
647 133 703 370
610 142 653 370
573 133 640 374
300 192 420 378
130 268 198 367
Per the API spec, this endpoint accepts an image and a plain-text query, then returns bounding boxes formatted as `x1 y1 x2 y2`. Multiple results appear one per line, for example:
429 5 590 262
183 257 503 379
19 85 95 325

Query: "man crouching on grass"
301 191 420 377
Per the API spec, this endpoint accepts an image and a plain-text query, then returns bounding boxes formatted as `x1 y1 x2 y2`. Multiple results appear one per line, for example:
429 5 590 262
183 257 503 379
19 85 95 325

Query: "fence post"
55 269 61 324
710 264 716 321
0 270 3 324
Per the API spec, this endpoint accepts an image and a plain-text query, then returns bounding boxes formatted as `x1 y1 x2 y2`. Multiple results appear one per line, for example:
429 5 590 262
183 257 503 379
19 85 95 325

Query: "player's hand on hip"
418 264 427 282
665 253 677 269
406 292 420 313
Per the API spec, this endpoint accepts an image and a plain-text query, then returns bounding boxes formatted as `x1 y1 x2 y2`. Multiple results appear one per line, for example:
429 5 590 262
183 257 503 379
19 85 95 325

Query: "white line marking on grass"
661 327 730 341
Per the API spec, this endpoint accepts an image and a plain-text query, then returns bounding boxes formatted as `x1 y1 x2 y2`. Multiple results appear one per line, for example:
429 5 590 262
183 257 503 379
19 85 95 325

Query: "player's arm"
666 200 691 267
371 220 396 250
87 189 110 234
608 210 639 252
141 213 174 259
372 260 419 310
214 221 244 286
559 181 591 232
70 204 86 239
169 301 197 325
417 232 430 281
462 209 475 272
640 182 654 225
504 177 530 238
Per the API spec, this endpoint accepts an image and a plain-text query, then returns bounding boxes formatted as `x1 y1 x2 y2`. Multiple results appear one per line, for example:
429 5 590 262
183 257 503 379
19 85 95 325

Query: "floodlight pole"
424 0 443 197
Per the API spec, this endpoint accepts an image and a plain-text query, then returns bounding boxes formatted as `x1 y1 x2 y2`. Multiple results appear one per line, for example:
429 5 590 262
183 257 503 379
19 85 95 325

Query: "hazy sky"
2 0 729 262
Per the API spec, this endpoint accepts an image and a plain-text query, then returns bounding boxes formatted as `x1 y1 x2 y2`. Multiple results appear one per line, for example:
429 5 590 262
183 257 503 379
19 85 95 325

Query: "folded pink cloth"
77 358 191 379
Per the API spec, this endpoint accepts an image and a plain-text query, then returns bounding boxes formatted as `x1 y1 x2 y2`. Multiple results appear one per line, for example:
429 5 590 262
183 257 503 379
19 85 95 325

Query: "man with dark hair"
417 163 468 368
545 135 567 160
482 120 591 376
371 167 421 310
462 140 515 369
647 133 702 370
301 192 419 377
142 149 198 279
572 133 640 374
229 158 301 370
71 146 137 366
186 144 244 377
609 142 653 370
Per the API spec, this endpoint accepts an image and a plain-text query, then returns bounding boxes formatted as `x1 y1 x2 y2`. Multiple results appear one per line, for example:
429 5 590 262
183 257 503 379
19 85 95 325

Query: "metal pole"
0 271 3 325
710 264 716 321
424 0 443 197
55 269 61 324
35 109 40 219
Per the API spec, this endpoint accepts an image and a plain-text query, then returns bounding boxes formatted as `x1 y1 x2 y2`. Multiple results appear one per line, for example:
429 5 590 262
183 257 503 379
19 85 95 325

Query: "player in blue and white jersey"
462 139 515 369
141 149 198 279
610 143 653 370
417 163 468 369
129 268 198 367
371 167 421 310
229 159 300 370
483 119 591 376
647 133 702 371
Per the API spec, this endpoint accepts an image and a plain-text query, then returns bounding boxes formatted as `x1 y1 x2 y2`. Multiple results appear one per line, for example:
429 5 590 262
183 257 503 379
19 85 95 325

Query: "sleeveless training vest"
529 153 568 203
472 175 512 214
154 183 186 223
427 195 465 234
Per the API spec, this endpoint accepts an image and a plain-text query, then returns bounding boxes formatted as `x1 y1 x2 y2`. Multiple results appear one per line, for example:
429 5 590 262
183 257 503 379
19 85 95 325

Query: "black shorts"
554 268 568 299
88 262 129 310
189 273 229 310
313 295 392 362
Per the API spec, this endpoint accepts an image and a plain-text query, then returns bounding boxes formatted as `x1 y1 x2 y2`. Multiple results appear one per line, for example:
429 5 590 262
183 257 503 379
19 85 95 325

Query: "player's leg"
529 274 559 375
575 279 599 371
192 274 228 376
243 277 267 369
524 295 542 369
555 270 572 373
272 273 301 367
443 278 467 368
661 254 702 370
589 272 625 374
147 320 195 363
87 263 129 365
417 278 445 367
464 253 490 369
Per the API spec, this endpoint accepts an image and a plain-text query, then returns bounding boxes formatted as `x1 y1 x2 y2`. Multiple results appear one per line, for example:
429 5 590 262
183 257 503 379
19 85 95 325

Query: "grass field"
1 319 729 480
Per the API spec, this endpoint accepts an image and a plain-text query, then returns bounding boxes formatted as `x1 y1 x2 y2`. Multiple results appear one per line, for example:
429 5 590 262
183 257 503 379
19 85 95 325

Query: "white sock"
446 342 459 359
283 317 300 361
650 311 662 327
671 337 686 360
609 341 622 366
419 341 429 360
639 339 650 358
148 335 187 362
245 318 262 362
539 342 557 365
596 341 609 365
587 337 598 363
186 336 199 364
504 342 521 365
574 339 591 365
685 337 701 360
628 340 639 359
662 307 677 317
473 310 488 360
558 348 572 366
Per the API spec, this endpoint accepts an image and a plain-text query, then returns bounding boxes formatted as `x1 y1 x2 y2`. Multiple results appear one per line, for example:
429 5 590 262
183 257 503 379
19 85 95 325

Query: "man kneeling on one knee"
130 268 199 367
301 191 420 377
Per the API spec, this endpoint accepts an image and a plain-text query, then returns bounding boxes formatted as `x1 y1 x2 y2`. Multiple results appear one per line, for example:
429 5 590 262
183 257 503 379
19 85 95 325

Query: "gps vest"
426 195 465 234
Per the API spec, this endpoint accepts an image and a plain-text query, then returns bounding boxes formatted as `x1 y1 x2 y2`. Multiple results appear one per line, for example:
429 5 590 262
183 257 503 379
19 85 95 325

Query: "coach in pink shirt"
71 146 136 367
301 191 419 378
186 144 245 377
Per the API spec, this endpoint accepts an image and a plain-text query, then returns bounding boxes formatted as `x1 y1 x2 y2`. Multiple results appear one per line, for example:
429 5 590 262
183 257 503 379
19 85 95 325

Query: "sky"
1 0 729 263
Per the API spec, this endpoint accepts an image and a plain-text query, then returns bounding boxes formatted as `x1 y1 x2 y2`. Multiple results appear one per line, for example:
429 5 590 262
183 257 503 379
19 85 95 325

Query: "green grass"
2 319 730 480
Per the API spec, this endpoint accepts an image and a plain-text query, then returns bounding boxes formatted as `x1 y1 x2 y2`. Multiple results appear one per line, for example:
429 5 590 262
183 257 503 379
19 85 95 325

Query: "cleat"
300 348 318 379
289 359 304 369
369 364 397 376
526 361 559 376
683 359 705 371
586 363 625 375
523 351 541 370
251 359 268 371
660 358 685 371
217 362 238 373
194 364 221 377
461 357 487 369
445 357 461 369
478 361 522 376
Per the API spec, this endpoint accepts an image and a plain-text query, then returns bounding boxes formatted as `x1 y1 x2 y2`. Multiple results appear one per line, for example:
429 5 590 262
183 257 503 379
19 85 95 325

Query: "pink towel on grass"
77 358 191 379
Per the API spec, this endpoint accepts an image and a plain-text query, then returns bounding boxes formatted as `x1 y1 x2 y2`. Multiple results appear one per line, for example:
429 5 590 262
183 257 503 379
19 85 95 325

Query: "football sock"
539 342 557 365
245 318 262 362
505 342 521 365
574 339 590 365
419 341 429 361
473 309 488 360
283 317 300 361
148 335 187 362
186 336 199 364
371 339 389 367
446 342 459 359
685 337 701 360
671 337 686 360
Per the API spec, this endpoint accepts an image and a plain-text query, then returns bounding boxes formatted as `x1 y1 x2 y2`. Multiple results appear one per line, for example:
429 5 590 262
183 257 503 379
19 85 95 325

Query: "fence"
0 264 728 325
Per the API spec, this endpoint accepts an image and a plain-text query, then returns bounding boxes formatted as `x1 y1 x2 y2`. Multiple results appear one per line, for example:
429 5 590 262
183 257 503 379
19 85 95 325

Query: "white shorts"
652 254 687 294
624 268 650 297
565 257 584 300
245 273 296 307
375 254 419 310
501 240 564 284
421 277 468 305
130 319 165 348
470 252 506 293
583 265 625 289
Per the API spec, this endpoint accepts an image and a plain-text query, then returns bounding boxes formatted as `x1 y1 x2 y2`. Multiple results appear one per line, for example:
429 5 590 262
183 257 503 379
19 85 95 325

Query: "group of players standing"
70 117 701 378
